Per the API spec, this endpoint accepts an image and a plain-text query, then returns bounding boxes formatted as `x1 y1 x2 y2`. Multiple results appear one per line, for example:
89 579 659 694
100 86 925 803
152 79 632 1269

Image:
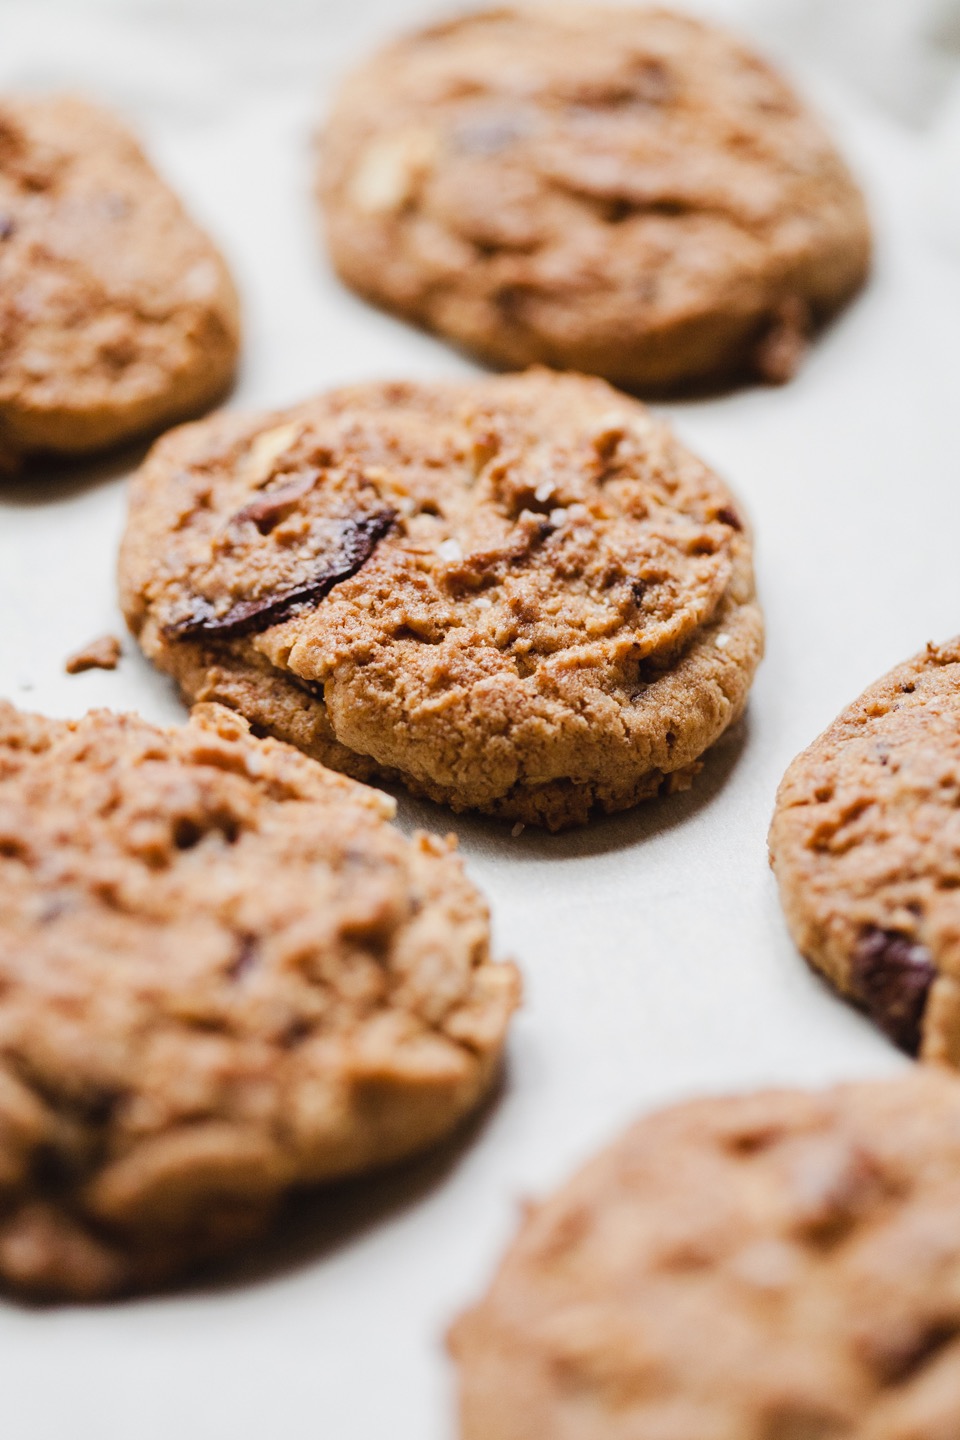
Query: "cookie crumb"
715 633 731 649
65 634 122 674
511 821 525 838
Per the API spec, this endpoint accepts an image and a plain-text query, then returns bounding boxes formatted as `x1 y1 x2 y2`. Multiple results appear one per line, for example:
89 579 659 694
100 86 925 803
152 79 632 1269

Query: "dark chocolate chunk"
863 1318 960 1386
280 1017 312 1049
164 508 396 641
715 505 742 531
851 927 936 1055
30 1142 78 1196
230 471 319 534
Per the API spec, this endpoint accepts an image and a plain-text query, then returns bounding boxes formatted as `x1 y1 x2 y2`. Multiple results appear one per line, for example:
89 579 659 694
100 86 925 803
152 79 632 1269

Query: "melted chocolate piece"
851 927 935 1055
231 471 319 534
865 1319 960 1386
165 508 396 641
715 505 742 531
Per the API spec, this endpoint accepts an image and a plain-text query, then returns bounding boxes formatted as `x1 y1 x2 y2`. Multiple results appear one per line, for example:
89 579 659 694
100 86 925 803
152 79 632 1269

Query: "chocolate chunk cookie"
0 95 240 465
0 702 517 1298
119 368 763 829
451 1069 960 1440
318 5 870 393
770 640 960 1065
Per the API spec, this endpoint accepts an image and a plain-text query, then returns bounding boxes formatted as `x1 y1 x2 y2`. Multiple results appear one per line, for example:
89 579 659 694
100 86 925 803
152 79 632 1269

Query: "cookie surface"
0 701 517 1299
770 640 960 1066
319 5 870 393
451 1069 960 1440
119 368 763 829
0 95 240 464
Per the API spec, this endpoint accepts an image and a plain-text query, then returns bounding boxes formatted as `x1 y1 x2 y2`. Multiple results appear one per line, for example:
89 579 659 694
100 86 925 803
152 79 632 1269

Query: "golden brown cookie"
318 5 871 393
119 368 763 830
0 95 240 464
451 1069 960 1440
0 701 517 1299
770 639 960 1065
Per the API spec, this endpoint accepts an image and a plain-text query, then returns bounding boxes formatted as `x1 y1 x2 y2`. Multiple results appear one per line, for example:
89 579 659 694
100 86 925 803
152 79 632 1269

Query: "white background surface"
1 1 960 1435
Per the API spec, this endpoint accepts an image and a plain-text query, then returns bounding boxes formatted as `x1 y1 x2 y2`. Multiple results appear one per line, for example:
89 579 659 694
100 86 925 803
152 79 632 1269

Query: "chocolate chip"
31 1142 78 1196
280 1017 312 1049
631 580 646 607
165 507 396 641
715 505 742 531
80 1089 122 1126
604 198 637 225
863 1319 960 1386
231 471 319 535
851 927 935 1055
495 284 529 317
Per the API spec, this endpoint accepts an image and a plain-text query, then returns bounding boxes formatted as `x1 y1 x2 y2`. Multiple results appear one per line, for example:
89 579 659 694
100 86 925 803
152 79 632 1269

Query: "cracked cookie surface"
119 368 763 829
451 1069 960 1440
0 95 239 464
0 702 517 1299
318 4 870 393
770 639 960 1065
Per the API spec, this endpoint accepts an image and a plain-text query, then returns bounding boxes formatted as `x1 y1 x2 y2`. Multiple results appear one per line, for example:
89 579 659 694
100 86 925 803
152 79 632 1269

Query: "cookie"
769 639 960 1066
119 368 763 830
451 1068 960 1440
318 5 870 393
0 95 240 465
0 701 518 1299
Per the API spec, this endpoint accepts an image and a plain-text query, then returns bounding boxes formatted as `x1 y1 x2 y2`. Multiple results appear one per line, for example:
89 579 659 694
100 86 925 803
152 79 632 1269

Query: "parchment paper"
1 2 959 1435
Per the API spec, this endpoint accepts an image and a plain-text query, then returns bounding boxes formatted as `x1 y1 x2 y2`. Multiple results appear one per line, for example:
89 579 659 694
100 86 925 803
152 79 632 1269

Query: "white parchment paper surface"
1 0 959 1435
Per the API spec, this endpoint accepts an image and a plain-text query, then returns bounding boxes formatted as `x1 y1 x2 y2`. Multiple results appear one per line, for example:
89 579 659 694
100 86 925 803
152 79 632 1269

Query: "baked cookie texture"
0 95 240 465
119 368 763 830
770 639 960 1066
451 1069 960 1440
0 701 517 1299
318 5 871 393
